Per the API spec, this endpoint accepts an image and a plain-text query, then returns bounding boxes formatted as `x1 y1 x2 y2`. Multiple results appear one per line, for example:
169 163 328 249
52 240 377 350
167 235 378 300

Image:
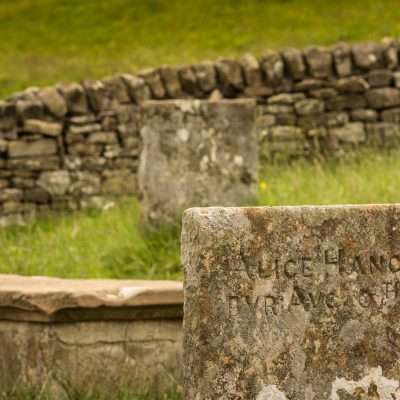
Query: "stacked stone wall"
2 38 400 225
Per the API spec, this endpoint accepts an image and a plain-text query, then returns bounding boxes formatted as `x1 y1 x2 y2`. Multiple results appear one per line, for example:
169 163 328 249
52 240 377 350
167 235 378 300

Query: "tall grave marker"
182 205 400 399
138 99 258 225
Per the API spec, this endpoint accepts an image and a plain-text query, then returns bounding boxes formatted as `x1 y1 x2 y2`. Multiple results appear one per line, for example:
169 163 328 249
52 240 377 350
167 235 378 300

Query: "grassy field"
1 149 400 280
1 0 400 97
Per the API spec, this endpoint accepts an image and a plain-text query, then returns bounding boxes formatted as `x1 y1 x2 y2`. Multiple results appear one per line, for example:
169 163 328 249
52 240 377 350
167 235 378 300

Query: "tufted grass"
1 149 400 280
1 0 400 97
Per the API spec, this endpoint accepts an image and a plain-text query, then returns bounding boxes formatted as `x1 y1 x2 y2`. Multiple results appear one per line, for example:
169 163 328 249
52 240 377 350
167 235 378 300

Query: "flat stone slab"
182 205 400 399
0 274 183 322
138 99 258 225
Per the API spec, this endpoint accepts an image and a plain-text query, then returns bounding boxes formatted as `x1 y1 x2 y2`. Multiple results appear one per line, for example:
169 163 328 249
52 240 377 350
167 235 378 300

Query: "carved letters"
228 246 400 318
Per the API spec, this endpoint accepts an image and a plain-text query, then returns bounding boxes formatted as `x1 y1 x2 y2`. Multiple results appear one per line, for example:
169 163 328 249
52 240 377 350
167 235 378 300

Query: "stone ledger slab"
182 205 400 399
0 274 183 322
138 99 258 225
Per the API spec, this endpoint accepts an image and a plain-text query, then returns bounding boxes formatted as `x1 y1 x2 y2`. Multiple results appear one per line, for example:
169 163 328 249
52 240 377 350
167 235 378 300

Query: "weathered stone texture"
182 205 400 399
0 319 182 397
138 100 258 224
0 275 183 396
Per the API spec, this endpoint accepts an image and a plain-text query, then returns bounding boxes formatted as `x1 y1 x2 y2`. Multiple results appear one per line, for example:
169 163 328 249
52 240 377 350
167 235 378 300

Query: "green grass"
2 385 182 400
1 0 400 97
1 150 400 280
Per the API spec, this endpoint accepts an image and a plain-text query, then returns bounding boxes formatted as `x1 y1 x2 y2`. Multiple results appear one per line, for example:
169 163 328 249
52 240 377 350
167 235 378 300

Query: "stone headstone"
182 205 400 399
138 100 258 225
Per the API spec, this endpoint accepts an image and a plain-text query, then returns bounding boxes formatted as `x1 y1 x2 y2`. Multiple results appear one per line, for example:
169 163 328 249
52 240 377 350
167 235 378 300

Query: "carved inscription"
228 246 400 318
236 247 400 281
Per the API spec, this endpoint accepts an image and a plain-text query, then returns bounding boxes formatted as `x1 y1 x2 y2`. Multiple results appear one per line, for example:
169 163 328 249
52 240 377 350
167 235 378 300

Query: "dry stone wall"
2 38 400 225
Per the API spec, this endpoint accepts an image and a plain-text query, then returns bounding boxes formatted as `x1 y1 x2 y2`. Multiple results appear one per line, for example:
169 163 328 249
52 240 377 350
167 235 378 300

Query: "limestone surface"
182 205 400 399
138 99 258 225
0 274 183 321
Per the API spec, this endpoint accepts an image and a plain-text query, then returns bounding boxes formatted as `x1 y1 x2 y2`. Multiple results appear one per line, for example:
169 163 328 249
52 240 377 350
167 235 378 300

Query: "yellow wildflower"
259 181 268 190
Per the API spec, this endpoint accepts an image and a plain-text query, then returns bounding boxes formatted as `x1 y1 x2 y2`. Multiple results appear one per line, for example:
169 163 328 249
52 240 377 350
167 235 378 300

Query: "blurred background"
1 0 400 97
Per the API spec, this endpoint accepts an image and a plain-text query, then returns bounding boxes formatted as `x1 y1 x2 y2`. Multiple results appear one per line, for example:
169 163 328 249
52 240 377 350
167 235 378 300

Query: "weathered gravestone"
182 205 400 399
138 99 258 225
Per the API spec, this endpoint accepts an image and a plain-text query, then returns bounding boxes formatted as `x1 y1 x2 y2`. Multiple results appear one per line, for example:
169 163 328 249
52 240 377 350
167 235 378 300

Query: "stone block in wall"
326 95 367 111
65 123 102 144
23 119 63 137
81 156 108 171
102 75 131 104
159 66 182 98
0 188 23 202
275 113 297 125
0 139 7 153
0 101 16 131
11 174 36 189
260 50 284 86
101 114 118 131
138 99 258 224
329 122 366 144
37 171 71 196
56 82 88 115
68 171 101 196
102 169 136 195
138 68 166 99
366 88 400 109
264 104 293 115
267 93 305 105
2 201 36 215
281 47 306 80
240 53 263 87
51 195 79 211
7 156 60 171
294 98 324 115
114 156 139 169
393 72 400 89
381 107 400 123
308 88 338 99
293 78 325 91
87 131 118 145
216 58 244 93
334 76 369 93
332 42 352 77
37 87 68 118
242 86 274 98
69 114 98 125
352 41 383 70
261 140 305 158
381 37 398 70
366 122 400 145
103 144 121 158
24 188 50 204
350 108 378 122
297 112 349 129
67 143 103 156
178 65 198 95
303 46 333 79
269 125 302 141
82 79 112 112
16 99 43 123
192 61 217 93
8 139 58 158
121 74 151 103
367 69 393 88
